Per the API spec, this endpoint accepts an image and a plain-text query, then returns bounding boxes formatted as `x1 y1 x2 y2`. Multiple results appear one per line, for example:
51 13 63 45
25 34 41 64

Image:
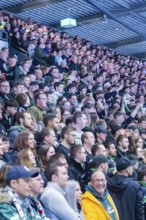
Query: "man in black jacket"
107 156 144 220
68 144 87 182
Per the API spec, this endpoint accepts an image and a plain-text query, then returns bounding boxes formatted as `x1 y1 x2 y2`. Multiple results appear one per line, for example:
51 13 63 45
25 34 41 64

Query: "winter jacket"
28 104 46 122
138 181 146 220
0 189 44 220
8 125 27 144
68 158 85 182
82 188 119 220
107 174 144 220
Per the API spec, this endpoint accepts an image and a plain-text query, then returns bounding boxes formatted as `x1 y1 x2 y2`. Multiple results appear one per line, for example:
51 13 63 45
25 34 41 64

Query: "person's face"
27 133 35 148
50 118 60 131
85 132 95 146
29 84 39 92
137 138 143 148
52 69 59 78
140 121 146 129
37 94 47 109
8 58 17 67
57 84 64 93
116 114 125 124
71 85 78 94
3 140 10 153
12 178 32 198
0 138 4 156
78 114 87 129
14 85 24 95
62 111 71 122
47 94 54 103
23 63 31 73
120 138 129 149
101 162 109 174
98 132 107 142
91 172 107 197
23 113 32 128
78 148 87 163
75 182 82 203
24 77 30 88
55 166 69 188
35 69 43 79
7 106 17 115
136 147 144 159
27 149 36 166
108 144 117 157
48 130 56 146
63 102 71 111
66 131 76 145
81 88 87 95
46 147 55 160
0 82 10 94
98 145 108 156
30 174 44 197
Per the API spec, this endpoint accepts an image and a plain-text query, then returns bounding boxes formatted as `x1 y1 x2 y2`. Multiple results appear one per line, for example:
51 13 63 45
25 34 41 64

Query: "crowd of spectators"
0 8 146 220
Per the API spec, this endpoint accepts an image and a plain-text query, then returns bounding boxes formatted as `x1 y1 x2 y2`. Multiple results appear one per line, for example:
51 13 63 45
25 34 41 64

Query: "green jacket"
28 104 46 122
0 190 44 220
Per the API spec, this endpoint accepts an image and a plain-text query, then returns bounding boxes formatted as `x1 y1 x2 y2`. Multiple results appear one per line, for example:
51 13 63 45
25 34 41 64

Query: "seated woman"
17 148 37 168
10 130 37 164
39 144 55 170
64 180 85 220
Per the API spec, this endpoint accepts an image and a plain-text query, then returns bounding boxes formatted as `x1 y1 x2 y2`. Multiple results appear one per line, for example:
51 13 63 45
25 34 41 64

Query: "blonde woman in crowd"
64 180 85 220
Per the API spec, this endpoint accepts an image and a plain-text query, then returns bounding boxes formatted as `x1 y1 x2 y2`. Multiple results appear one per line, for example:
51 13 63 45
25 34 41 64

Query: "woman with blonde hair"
64 180 85 220
17 149 37 168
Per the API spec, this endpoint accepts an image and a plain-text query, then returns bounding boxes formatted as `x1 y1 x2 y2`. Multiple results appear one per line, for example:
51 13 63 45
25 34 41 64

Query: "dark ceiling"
1 0 146 59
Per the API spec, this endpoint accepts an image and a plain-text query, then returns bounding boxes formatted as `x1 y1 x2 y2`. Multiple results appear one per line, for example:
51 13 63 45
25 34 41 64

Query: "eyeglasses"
38 97 47 101
1 85 10 88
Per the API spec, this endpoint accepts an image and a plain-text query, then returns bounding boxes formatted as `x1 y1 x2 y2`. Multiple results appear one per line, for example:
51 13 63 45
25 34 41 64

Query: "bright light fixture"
61 18 76 28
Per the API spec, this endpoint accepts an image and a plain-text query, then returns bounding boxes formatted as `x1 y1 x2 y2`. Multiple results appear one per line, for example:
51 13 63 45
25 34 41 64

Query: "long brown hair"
39 144 54 169
0 164 13 188
14 130 36 156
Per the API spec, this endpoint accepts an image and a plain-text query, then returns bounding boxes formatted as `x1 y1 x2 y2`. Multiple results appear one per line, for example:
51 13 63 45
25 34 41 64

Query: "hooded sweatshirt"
107 174 144 220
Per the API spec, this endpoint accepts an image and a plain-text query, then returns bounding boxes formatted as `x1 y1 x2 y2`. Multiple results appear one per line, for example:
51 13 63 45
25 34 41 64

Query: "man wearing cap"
95 125 107 144
108 156 144 220
81 154 109 192
82 171 119 220
0 165 49 220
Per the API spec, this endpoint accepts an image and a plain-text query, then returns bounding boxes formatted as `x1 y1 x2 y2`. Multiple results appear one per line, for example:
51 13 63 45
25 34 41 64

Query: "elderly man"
82 171 119 220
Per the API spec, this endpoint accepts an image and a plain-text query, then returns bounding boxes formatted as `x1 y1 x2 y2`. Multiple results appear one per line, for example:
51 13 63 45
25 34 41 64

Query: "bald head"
91 171 107 196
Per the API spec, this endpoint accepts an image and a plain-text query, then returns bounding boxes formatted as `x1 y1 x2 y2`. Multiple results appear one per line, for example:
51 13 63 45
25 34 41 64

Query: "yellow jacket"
82 191 119 220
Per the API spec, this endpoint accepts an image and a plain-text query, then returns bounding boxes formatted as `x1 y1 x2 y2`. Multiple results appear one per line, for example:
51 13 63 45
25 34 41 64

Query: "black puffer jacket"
107 174 144 220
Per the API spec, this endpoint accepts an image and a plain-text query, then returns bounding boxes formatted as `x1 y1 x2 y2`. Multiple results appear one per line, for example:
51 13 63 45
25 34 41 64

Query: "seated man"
82 171 119 220
41 162 80 220
0 165 48 220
